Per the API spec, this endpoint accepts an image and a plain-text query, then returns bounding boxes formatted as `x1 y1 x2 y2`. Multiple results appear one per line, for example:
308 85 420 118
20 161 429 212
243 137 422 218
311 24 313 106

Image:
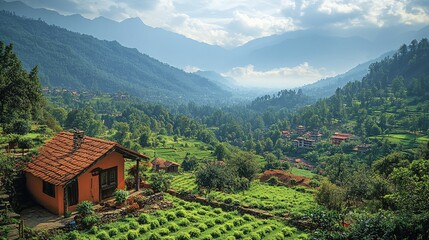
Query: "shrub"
233 217 245 226
241 226 252 234
184 204 195 210
189 228 201 237
249 232 261 240
166 212 176 220
108 228 118 237
225 237 236 240
225 222 234 230
114 189 129 204
148 232 161 240
243 214 254 221
176 209 187 218
138 213 150 224
211 229 221 238
17 137 33 149
158 217 168 225
274 232 285 240
205 220 215 227
223 213 233 219
213 208 222 214
218 226 227 234
176 232 191 240
96 231 109 240
224 197 233 204
127 231 139 240
281 226 296 237
167 223 180 232
68 230 80 240
233 230 244 239
129 221 139 230
267 176 279 186
150 219 160 229
82 215 99 228
139 225 150 234
214 218 225 224
232 200 240 206
188 215 199 222
178 218 191 227
289 179 297 185
77 201 94 216
158 227 170 236
197 210 207 215
88 226 99 235
143 188 155 196
5 119 31 135
197 223 208 231
309 179 321 188
201 235 213 240
118 224 130 233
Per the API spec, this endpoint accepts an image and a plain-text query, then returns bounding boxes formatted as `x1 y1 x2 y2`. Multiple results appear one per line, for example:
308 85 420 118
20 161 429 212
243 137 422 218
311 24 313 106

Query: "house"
331 132 353 145
309 132 323 142
353 144 371 153
24 130 149 216
296 125 306 135
292 137 316 149
151 157 180 173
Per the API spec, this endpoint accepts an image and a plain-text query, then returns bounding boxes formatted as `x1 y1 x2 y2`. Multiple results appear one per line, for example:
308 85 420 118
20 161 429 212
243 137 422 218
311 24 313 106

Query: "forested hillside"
0 11 229 105
294 39 429 136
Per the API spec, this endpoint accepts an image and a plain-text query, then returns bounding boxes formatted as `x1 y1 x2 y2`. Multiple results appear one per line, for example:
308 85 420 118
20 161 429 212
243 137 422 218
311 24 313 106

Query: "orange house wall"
27 151 125 216
26 172 64 215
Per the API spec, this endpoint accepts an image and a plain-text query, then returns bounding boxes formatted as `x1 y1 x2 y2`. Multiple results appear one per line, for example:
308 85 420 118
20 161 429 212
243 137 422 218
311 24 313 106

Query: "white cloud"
11 0 429 47
223 63 329 89
183 66 201 73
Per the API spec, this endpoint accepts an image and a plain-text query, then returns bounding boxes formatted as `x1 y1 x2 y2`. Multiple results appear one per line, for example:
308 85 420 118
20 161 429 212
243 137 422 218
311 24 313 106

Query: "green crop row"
54 194 308 240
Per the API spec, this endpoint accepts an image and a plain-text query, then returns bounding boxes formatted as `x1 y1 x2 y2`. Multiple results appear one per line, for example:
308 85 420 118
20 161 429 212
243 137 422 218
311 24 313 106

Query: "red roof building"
331 132 353 145
151 157 180 173
24 131 149 215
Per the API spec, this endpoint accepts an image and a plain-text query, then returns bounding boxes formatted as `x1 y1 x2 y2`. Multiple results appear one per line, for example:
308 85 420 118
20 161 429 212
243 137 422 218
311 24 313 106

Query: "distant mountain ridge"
299 51 394 99
0 11 229 105
2 0 428 77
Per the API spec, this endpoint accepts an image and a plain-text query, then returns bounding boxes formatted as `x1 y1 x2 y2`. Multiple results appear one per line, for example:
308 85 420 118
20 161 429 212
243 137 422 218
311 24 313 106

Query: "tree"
139 126 152 148
315 180 346 211
112 121 130 145
195 160 227 194
182 154 198 172
214 143 228 161
227 151 260 181
149 170 172 193
263 153 279 170
0 42 44 128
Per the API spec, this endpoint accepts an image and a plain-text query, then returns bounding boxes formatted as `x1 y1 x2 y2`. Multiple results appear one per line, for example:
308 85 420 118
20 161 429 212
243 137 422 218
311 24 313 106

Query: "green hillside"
0 11 229 105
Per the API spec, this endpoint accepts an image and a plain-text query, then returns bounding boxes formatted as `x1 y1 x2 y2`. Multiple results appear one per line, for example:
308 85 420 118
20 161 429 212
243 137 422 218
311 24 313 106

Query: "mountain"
0 0 229 71
0 11 229 105
2 0 428 79
294 38 429 135
233 27 429 73
299 51 394 99
194 71 238 91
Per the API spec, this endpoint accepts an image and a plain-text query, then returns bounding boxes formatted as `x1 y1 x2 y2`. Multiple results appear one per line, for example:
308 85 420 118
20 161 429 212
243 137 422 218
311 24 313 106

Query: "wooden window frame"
43 180 55 198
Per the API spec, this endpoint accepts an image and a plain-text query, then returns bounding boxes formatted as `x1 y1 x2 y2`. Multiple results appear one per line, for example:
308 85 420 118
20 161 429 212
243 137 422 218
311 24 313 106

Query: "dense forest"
1 25 429 239
0 11 229 105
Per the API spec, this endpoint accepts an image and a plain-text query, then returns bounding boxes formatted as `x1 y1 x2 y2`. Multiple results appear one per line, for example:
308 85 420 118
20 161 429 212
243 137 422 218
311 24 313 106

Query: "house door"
100 167 117 200
66 181 78 206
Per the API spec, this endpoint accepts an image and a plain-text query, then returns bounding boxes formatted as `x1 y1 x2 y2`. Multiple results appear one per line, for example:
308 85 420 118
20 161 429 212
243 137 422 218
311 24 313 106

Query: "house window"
43 181 55 198
100 167 117 199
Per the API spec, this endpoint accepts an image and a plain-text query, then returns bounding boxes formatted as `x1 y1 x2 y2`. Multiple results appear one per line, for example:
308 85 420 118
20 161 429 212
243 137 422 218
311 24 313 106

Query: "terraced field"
171 173 316 216
54 194 308 240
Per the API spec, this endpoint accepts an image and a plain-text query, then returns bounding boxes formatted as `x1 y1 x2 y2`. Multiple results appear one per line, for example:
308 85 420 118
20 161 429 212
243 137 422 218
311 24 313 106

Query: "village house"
309 132 323 142
151 157 180 173
296 125 306 135
293 137 316 149
331 132 353 145
353 144 371 153
24 130 149 216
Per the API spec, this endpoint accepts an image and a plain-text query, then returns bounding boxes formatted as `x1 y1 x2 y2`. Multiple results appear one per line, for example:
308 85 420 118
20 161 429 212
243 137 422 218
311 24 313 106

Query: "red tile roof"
151 157 180 168
24 131 149 186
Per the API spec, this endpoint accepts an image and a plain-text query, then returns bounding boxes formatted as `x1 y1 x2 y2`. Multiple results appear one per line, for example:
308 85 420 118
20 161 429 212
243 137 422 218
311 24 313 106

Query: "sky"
8 0 429 89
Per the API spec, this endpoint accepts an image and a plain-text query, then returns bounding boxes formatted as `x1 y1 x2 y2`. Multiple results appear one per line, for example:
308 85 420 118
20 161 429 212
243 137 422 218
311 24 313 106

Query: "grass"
290 167 315 178
371 133 429 149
